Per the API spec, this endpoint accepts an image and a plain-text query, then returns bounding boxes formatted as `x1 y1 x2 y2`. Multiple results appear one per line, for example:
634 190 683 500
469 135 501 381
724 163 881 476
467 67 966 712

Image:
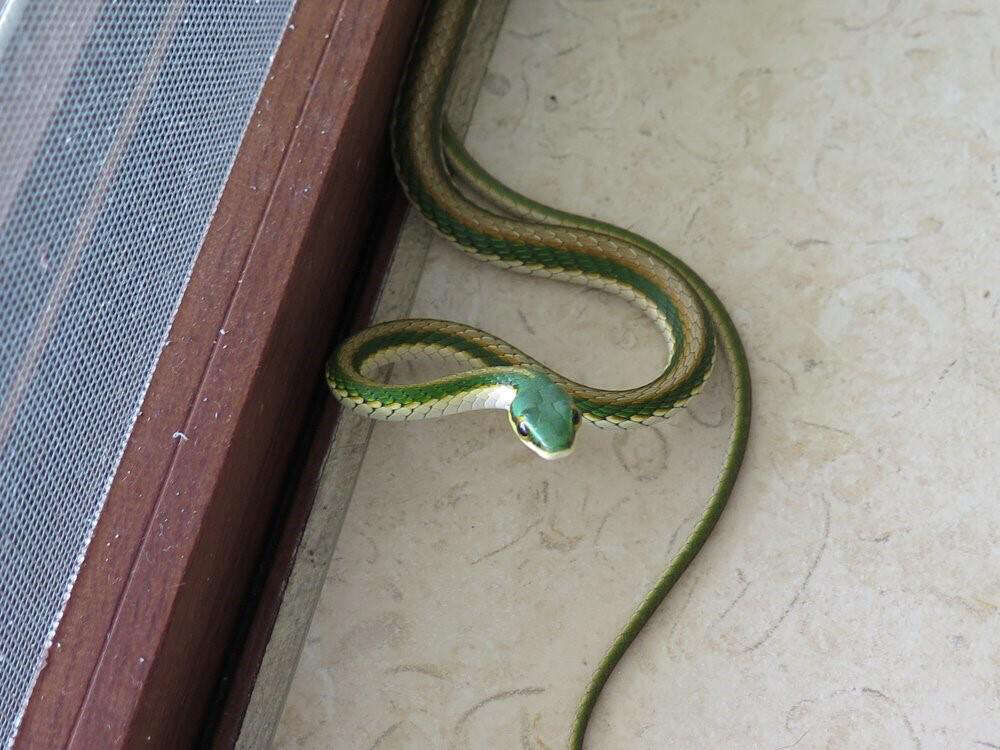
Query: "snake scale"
326 0 751 745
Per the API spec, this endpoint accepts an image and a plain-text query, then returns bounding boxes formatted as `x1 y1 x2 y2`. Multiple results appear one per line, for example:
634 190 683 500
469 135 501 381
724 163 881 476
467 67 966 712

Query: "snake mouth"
523 442 574 461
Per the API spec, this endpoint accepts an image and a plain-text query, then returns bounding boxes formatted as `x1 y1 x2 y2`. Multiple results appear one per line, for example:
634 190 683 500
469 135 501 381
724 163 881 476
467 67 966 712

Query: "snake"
326 0 752 745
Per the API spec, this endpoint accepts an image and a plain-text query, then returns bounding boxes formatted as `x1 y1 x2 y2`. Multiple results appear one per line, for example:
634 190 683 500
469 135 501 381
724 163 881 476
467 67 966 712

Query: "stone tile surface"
274 1 1000 747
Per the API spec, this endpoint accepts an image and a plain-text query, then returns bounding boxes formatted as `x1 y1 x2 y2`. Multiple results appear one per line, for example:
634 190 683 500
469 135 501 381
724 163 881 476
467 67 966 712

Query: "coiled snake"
327 0 752 745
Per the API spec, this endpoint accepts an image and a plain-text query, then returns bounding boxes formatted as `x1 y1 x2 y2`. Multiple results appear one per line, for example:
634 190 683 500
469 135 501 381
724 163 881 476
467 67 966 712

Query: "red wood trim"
208 185 410 747
15 1 425 747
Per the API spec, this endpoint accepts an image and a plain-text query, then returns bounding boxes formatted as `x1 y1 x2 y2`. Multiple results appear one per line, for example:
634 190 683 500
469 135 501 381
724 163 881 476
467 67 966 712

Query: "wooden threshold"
15 1 427 747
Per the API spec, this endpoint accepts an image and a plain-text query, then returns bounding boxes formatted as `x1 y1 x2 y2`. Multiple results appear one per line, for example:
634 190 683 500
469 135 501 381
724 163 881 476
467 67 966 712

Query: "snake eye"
516 420 530 437
571 409 581 425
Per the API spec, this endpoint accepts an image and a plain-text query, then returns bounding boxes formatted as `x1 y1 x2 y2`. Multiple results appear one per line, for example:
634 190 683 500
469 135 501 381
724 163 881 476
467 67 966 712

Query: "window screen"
0 0 295 742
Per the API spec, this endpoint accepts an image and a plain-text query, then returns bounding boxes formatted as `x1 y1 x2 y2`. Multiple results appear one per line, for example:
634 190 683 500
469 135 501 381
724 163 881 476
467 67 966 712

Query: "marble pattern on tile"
275 0 1000 747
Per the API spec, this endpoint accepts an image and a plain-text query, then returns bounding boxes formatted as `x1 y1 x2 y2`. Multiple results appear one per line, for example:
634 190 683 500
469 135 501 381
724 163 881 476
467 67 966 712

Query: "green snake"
326 0 751 745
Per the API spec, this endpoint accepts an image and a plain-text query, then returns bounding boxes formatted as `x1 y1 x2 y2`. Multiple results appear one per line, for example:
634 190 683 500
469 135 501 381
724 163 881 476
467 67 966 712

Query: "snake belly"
326 0 752 747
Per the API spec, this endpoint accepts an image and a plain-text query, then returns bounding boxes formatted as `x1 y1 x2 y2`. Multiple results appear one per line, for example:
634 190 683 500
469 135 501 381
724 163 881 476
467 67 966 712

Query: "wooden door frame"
15 1 426 746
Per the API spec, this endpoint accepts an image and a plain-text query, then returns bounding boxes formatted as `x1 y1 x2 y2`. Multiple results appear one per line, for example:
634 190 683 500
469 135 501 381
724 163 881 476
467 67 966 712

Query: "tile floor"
272 1 1000 747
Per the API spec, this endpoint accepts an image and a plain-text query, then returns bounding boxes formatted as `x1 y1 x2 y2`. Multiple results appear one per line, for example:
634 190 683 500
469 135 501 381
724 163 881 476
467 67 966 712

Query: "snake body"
327 0 751 745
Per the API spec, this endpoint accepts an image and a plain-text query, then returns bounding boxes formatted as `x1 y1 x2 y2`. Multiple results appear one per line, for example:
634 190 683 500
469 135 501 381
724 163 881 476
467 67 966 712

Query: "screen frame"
15 1 426 746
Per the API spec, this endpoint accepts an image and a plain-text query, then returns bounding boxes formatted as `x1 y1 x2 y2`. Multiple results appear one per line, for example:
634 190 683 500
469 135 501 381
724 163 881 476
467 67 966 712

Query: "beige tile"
273 1 1000 747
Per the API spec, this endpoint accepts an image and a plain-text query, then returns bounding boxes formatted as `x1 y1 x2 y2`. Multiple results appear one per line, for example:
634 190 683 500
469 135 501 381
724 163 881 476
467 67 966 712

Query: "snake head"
508 375 581 459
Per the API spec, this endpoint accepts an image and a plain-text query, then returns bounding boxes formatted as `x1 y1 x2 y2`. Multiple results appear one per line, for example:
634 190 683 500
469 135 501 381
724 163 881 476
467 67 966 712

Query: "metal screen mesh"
0 0 294 742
